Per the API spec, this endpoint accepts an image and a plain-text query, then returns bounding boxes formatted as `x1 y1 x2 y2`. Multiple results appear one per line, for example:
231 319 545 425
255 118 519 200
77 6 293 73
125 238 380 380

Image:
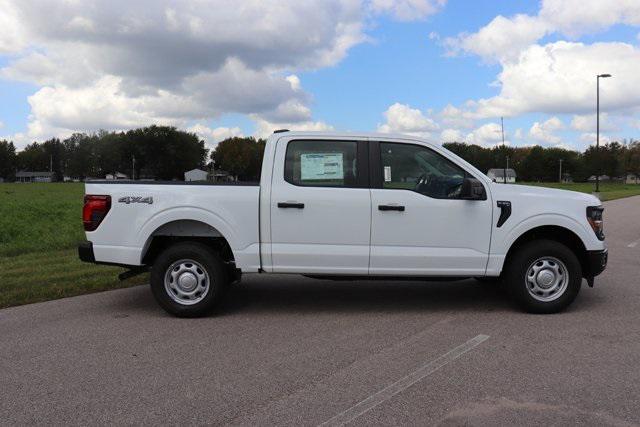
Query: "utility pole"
50 154 53 173
501 117 507 183
596 73 612 193
132 155 136 181
559 159 563 183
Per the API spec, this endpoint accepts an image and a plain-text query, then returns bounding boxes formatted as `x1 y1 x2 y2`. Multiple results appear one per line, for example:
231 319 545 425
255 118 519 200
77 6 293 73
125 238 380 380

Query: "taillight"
586 206 604 241
83 195 111 231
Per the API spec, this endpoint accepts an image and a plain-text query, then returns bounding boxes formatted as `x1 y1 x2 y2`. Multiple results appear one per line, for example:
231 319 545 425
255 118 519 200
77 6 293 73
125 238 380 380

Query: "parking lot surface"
1 196 639 426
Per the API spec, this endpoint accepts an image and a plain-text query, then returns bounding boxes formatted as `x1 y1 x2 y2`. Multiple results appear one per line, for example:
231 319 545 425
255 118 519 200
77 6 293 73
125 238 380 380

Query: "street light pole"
596 73 612 193
559 159 563 183
501 116 507 183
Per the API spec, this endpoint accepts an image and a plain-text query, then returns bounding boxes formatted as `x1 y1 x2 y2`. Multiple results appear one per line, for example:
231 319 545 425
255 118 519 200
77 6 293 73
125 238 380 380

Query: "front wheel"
505 240 582 314
150 242 228 317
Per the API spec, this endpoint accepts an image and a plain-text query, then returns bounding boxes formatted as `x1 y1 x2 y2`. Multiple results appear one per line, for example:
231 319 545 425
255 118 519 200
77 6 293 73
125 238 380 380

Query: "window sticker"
384 166 392 182
301 153 344 180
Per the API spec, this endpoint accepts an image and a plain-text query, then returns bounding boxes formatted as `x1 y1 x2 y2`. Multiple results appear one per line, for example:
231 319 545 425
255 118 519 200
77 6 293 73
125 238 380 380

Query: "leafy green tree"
212 137 266 181
0 140 17 180
626 141 640 182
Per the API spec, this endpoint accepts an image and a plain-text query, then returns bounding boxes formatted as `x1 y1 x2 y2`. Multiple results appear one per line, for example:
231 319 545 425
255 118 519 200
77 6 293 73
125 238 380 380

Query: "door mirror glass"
460 177 487 200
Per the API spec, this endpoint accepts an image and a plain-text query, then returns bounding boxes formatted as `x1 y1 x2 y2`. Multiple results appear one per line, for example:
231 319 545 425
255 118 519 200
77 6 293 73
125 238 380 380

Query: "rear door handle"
278 202 305 209
378 204 405 212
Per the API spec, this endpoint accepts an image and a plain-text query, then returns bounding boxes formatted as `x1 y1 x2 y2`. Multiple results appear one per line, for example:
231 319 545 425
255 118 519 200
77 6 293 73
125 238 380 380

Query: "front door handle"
378 204 405 212
278 202 305 209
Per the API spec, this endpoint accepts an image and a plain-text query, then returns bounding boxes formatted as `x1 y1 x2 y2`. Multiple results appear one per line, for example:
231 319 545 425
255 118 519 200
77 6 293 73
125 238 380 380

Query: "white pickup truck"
79 131 607 316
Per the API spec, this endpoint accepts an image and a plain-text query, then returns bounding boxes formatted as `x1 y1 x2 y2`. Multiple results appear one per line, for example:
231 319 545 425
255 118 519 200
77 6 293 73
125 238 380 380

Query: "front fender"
501 213 597 254
485 213 601 276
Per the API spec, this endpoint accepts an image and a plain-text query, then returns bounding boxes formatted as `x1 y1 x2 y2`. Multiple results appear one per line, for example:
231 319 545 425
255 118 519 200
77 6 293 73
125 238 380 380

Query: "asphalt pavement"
1 196 639 426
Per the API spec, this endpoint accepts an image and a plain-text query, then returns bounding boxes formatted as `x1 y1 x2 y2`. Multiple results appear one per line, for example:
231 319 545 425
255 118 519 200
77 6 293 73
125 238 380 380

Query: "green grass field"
0 180 639 309
0 183 147 308
518 181 640 201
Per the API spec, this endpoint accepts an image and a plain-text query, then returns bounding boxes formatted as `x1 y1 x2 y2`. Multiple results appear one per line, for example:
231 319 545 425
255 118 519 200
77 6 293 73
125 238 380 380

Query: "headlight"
586 206 604 241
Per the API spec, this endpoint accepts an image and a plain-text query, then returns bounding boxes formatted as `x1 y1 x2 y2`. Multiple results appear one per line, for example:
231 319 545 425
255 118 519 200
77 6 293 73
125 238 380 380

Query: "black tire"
150 242 228 317
505 239 582 314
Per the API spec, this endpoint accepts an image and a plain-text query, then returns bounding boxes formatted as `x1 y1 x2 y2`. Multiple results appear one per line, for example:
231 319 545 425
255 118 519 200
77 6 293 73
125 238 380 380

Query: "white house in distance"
184 168 208 182
106 172 128 180
487 168 517 183
15 171 55 183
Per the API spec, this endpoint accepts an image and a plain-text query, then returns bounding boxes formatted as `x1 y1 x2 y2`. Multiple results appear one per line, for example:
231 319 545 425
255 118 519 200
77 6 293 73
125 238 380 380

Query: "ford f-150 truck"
79 131 607 316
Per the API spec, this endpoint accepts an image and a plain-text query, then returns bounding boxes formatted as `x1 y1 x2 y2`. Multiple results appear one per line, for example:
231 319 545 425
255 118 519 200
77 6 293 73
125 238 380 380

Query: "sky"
1 0 640 152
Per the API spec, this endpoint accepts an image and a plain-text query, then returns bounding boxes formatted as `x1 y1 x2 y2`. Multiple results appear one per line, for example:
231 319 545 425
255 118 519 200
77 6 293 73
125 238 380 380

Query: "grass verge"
0 249 147 309
519 182 640 201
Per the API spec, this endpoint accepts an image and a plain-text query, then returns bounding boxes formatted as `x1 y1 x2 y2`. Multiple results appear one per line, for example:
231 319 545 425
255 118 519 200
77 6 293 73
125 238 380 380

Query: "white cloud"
473 42 640 118
439 104 475 129
0 0 375 143
580 132 611 146
528 116 564 145
465 122 509 147
445 14 547 62
440 128 463 142
570 113 617 132
252 117 334 139
0 0 26 53
187 124 243 149
377 103 439 137
540 0 640 37
448 0 640 62
370 0 447 21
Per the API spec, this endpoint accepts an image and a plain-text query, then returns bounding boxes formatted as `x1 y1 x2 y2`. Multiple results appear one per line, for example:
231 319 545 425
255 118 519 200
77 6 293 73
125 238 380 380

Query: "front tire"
505 240 582 314
150 242 228 317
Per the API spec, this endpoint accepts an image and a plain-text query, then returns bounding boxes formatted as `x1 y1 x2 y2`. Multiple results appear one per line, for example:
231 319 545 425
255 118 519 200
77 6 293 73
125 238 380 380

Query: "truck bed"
84 181 261 270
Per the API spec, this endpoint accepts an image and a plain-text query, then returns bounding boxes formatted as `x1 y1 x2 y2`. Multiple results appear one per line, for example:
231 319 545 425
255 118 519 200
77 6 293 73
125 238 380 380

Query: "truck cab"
79 131 607 316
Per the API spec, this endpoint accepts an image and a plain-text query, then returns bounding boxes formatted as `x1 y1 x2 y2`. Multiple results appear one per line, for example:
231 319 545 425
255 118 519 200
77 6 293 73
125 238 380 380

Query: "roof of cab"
270 130 431 142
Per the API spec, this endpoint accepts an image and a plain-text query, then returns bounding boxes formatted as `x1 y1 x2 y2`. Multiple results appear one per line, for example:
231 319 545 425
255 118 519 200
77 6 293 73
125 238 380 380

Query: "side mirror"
461 177 487 200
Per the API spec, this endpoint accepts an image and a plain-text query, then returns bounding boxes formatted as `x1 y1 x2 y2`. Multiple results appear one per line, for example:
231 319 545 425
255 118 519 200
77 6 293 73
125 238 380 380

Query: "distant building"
184 168 209 182
487 168 517 183
212 169 235 182
625 173 639 184
15 171 55 183
0 177 4 183
105 172 128 180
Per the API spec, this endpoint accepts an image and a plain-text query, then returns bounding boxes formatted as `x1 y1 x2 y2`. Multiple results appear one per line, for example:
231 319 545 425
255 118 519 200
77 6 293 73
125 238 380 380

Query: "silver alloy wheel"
164 259 210 305
525 256 569 302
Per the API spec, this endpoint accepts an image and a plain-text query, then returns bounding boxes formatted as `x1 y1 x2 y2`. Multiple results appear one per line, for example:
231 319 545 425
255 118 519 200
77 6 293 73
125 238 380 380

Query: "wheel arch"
140 219 236 276
503 225 589 278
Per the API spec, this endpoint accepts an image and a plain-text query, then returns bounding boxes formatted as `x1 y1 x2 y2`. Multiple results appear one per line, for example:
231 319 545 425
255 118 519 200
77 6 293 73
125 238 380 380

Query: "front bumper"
78 241 95 263
586 248 608 278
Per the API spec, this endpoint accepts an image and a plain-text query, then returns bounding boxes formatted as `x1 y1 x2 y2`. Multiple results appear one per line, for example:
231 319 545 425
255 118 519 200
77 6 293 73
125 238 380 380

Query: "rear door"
269 137 371 274
369 139 493 276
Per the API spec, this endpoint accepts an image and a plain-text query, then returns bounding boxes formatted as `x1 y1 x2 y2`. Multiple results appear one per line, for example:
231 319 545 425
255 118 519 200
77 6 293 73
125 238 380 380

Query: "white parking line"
628 240 639 248
318 334 490 427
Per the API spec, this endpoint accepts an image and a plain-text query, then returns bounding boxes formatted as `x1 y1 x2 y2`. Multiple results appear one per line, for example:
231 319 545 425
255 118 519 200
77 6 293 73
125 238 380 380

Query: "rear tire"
150 242 228 317
505 239 582 314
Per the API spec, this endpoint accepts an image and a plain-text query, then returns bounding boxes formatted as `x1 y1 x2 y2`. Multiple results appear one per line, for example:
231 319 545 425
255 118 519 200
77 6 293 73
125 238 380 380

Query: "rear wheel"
505 239 582 314
150 242 228 317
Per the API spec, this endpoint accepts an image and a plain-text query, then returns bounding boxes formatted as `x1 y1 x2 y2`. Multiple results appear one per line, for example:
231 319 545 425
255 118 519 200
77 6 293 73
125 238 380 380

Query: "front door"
269 138 371 274
369 140 492 276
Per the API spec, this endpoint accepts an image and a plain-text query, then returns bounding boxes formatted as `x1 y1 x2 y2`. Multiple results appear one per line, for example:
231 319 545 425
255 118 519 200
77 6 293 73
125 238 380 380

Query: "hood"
490 183 601 206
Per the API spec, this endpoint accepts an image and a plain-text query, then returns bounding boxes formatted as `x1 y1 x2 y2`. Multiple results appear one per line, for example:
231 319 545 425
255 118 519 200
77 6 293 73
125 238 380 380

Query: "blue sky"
1 0 639 151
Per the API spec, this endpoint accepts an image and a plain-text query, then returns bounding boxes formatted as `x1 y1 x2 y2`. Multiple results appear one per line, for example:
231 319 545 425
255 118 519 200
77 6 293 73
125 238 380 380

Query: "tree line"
443 140 640 182
0 126 207 181
1 128 639 182
211 137 640 183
